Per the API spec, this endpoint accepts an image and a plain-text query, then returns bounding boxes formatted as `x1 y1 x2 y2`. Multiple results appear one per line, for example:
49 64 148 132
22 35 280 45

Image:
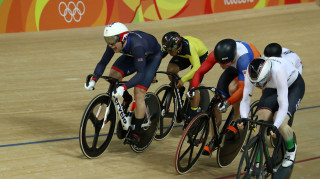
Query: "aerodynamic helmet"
214 39 237 64
103 22 129 45
247 57 272 87
162 31 182 52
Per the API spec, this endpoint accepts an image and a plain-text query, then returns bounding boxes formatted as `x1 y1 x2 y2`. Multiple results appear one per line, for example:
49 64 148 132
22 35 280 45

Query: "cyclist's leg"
188 53 208 119
249 89 277 172
167 60 187 100
216 67 238 135
110 55 135 111
167 56 188 81
253 88 277 135
129 52 162 143
228 78 240 121
168 57 199 121
278 74 305 167
110 54 135 80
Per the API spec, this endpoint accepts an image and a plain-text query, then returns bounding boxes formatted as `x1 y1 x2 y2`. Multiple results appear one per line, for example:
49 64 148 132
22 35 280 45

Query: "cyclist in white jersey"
239 56 305 168
264 43 303 74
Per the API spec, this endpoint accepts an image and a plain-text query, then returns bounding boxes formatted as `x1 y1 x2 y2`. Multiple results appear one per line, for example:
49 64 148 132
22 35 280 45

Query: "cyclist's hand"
175 80 184 88
236 118 248 130
267 125 278 138
218 101 229 113
113 86 125 97
84 80 96 91
152 76 158 83
187 88 195 98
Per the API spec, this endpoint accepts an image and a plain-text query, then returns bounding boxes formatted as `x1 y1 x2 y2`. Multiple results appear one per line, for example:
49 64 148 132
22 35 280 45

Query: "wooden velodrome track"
0 2 319 178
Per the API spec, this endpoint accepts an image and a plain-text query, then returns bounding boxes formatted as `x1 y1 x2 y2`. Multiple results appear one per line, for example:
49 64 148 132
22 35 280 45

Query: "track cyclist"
189 38 260 155
160 31 209 127
84 22 162 144
239 56 305 169
264 43 303 74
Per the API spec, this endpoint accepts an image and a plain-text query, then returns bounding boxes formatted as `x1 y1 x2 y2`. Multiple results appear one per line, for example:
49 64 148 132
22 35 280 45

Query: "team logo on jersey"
137 58 143 62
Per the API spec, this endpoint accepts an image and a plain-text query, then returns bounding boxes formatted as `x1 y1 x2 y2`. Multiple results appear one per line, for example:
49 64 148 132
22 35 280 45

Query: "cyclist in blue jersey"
84 22 162 144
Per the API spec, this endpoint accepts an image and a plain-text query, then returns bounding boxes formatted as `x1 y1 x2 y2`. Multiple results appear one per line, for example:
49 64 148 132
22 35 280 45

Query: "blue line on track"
0 105 319 148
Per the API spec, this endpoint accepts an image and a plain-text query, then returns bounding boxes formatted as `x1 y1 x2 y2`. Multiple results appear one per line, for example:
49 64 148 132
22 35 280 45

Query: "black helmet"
162 31 182 52
264 43 282 57
214 39 237 64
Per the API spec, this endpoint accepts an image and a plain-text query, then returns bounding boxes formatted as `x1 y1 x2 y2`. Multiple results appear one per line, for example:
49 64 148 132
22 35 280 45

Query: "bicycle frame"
90 75 151 131
156 71 188 120
189 86 234 148
244 118 284 174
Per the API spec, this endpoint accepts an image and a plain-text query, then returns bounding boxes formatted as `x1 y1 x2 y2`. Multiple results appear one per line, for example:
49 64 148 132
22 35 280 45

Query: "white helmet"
247 56 272 87
103 22 129 45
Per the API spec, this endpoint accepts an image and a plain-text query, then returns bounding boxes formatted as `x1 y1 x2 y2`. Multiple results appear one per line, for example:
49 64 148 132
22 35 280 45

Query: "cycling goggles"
163 45 179 52
104 35 120 45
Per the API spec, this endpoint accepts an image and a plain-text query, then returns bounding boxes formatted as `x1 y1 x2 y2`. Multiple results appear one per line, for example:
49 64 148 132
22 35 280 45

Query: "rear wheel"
175 113 209 174
130 92 160 152
154 85 177 140
217 108 248 167
79 93 116 159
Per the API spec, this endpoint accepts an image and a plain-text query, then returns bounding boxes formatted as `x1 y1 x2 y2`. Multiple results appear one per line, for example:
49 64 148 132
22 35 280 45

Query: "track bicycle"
79 74 160 159
154 71 210 140
237 118 296 179
175 86 249 174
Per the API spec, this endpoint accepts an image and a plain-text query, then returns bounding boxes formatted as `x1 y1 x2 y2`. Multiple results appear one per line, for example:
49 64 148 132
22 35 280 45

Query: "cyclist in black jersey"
84 22 162 144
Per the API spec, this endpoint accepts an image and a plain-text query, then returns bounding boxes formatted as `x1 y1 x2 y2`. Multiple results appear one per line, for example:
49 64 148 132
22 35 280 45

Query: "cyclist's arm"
93 46 115 81
240 73 254 118
123 46 146 90
226 55 250 105
273 70 289 128
190 51 216 88
181 48 202 83
226 81 244 105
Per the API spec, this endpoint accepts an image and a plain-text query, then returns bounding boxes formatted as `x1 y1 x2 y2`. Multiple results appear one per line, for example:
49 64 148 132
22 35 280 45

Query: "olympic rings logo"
59 1 85 23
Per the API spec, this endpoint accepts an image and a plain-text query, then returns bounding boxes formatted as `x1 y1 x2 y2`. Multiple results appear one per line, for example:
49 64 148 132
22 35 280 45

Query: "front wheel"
79 93 116 159
175 113 209 174
130 92 160 152
154 84 177 140
237 135 265 179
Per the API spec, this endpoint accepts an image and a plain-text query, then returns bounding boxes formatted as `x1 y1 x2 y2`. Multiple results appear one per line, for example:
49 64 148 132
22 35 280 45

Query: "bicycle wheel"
79 93 116 159
130 92 160 152
242 100 260 151
237 135 265 179
154 84 177 140
217 109 249 167
175 113 209 174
